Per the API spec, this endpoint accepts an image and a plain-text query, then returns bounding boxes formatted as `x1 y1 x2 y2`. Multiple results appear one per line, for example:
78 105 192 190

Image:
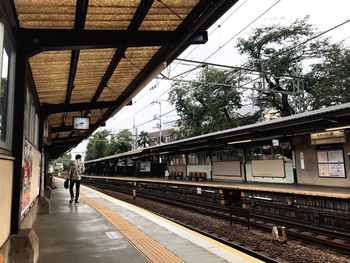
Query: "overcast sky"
70 0 350 157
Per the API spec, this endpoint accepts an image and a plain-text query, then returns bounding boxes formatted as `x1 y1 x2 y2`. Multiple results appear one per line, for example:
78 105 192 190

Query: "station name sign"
310 130 346 145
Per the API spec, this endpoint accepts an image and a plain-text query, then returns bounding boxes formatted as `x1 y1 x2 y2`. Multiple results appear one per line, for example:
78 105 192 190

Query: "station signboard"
310 130 346 145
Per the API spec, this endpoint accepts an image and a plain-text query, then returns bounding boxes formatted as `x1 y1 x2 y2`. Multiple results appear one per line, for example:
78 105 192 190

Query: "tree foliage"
169 18 350 136
85 129 133 161
50 152 72 170
137 131 149 148
85 130 109 161
304 44 350 108
236 17 350 115
107 129 133 155
169 67 261 136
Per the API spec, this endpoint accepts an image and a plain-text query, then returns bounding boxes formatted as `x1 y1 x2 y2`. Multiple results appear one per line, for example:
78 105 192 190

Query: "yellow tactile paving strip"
80 193 183 263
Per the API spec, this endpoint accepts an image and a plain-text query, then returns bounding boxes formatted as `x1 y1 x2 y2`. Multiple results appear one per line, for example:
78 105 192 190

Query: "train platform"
34 179 262 263
82 175 350 199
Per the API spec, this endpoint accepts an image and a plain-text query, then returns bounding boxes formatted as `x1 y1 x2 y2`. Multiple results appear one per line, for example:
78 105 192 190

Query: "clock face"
73 117 90 130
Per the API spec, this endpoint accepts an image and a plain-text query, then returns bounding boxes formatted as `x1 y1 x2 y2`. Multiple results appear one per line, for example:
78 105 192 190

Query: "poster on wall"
317 151 328 163
329 163 345 177
328 150 343 163
317 148 346 178
318 164 329 177
139 161 151 172
21 140 33 215
300 152 305 169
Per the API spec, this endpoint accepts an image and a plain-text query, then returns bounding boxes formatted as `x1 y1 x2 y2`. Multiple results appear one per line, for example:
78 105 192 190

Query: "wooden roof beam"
62 0 89 126
2 1 20 29
90 0 155 103
99 0 235 125
20 30 207 57
50 136 86 144
65 50 79 104
51 124 100 133
74 0 89 30
45 0 236 156
42 100 133 115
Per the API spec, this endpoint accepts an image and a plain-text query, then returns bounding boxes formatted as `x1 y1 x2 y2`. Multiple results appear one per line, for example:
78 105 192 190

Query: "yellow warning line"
80 193 183 263
80 183 262 263
128 204 264 263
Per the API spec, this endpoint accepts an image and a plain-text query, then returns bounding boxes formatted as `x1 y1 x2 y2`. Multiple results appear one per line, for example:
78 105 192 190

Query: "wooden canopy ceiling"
9 0 238 157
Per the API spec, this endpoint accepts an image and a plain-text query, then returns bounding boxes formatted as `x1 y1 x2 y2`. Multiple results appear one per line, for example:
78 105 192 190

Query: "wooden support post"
10 48 27 235
241 191 248 209
133 181 136 200
247 212 250 230
272 226 279 241
281 226 287 242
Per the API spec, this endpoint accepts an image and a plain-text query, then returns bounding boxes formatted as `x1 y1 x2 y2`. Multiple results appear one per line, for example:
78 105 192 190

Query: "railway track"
162 215 279 263
83 179 350 255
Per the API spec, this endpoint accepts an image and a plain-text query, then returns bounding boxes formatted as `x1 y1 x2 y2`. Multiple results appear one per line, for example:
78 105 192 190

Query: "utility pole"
152 100 163 144
135 127 138 148
132 115 136 150
159 101 162 144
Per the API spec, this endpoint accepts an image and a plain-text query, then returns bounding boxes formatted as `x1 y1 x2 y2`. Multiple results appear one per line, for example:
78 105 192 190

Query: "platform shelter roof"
3 0 238 157
85 102 350 163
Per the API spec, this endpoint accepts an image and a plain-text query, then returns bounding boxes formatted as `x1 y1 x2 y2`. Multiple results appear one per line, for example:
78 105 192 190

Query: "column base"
10 229 39 263
0 239 11 263
44 186 52 199
38 197 50 215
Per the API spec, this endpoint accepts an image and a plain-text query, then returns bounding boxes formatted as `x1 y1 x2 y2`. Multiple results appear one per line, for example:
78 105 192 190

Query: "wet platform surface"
34 180 261 263
34 184 148 263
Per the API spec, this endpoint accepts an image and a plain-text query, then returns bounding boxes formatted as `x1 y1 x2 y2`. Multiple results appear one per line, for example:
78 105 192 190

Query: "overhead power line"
278 18 350 56
109 0 264 130
134 109 176 129
151 0 283 98
96 4 350 138
204 0 282 62
172 0 250 70
114 2 349 133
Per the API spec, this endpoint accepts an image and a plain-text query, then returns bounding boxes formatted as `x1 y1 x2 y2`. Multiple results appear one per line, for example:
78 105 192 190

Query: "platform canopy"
5 0 238 157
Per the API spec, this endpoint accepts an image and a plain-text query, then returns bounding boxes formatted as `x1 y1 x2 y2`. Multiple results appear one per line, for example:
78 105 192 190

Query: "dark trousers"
69 179 81 201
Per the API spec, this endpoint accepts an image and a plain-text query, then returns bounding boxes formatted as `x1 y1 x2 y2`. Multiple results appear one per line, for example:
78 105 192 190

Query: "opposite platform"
34 179 262 263
82 175 350 199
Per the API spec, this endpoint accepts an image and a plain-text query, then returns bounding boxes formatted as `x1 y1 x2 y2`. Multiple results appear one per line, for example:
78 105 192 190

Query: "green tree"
107 129 133 155
116 129 133 153
236 17 350 115
169 67 259 136
85 129 133 160
304 44 350 109
85 129 109 161
107 134 119 155
50 152 72 170
137 131 149 148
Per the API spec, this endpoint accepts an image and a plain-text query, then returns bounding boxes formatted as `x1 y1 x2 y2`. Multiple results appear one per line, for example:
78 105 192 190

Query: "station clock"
73 117 90 130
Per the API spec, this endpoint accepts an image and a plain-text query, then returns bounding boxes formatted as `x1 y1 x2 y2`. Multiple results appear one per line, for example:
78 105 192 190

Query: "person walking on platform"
68 154 85 204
